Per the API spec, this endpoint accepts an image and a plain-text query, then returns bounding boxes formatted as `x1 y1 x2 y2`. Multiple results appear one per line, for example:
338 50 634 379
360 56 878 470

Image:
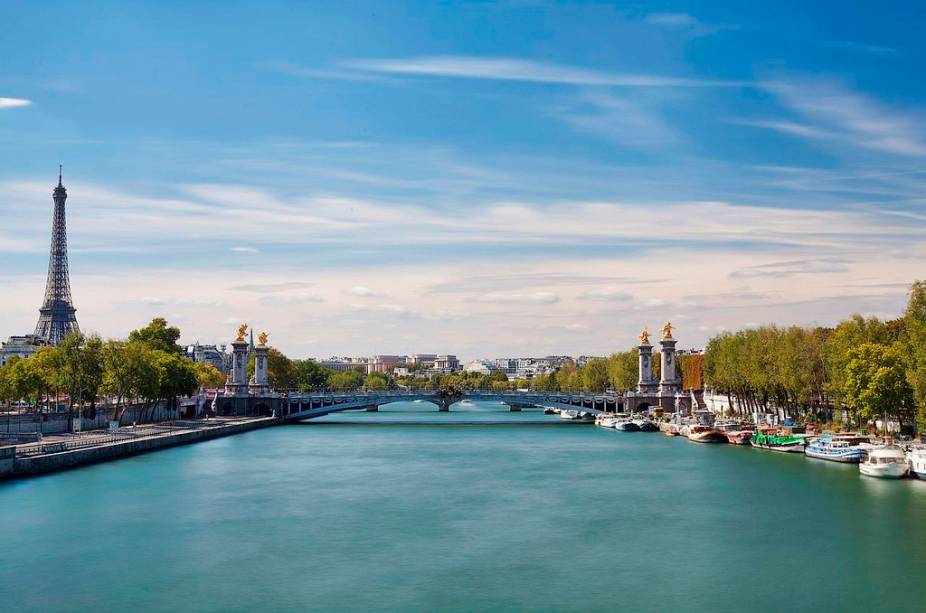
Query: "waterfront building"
34 167 79 346
0 334 47 366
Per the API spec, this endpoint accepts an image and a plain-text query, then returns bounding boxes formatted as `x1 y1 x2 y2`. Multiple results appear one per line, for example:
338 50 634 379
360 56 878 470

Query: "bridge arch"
283 390 623 421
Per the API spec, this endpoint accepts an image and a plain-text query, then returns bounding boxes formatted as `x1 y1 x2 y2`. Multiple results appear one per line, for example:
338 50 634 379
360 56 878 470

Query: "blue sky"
2 1 925 359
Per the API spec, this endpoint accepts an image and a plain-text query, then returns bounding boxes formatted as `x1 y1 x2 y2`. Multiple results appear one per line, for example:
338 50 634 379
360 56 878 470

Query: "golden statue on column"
662 321 674 340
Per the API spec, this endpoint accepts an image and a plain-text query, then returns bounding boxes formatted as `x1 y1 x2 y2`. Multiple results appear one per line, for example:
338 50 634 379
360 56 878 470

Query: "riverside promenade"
0 416 276 480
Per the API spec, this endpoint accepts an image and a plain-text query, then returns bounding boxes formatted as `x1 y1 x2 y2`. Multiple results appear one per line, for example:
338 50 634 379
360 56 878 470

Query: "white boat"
559 410 579 420
804 434 869 463
596 415 618 429
860 446 909 479
907 447 926 478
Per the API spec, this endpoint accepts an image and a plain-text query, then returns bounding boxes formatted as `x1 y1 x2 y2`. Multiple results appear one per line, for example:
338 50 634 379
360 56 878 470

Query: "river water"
2 402 925 612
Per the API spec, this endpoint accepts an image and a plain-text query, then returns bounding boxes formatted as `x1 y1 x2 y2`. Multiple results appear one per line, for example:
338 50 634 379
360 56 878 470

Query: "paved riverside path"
0 416 276 480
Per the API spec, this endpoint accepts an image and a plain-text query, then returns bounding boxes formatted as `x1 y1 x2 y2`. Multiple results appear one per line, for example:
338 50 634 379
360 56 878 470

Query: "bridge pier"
365 405 379 412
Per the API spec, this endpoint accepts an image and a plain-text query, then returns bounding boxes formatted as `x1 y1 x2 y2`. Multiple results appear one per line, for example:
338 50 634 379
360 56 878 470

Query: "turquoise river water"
2 401 926 612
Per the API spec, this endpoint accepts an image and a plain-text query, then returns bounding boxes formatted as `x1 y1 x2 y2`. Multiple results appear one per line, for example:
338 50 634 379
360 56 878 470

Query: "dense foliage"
1 318 224 421
702 281 926 430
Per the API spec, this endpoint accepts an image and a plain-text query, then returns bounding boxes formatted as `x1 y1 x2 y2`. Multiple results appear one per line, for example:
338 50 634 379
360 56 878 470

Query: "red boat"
724 429 753 445
714 422 754 445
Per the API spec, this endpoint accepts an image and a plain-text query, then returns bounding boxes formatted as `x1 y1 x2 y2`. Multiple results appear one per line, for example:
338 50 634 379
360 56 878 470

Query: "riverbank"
0 416 276 480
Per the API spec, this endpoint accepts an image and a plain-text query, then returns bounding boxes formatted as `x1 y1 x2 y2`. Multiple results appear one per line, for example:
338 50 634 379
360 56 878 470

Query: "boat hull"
639 421 659 432
725 431 752 445
860 463 908 479
750 440 805 453
688 431 728 444
615 422 641 432
805 448 864 463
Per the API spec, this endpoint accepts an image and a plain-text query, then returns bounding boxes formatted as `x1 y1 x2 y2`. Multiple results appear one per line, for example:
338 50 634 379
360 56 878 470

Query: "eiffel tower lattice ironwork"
34 166 79 345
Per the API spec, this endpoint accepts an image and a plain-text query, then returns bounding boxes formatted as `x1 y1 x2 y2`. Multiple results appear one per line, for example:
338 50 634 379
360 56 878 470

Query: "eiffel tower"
34 166 79 346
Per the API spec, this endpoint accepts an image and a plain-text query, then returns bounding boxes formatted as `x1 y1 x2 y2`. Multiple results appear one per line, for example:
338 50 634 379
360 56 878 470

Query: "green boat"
750 429 806 453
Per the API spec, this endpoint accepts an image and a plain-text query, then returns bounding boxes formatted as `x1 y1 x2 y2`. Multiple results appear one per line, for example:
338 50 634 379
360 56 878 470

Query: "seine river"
2 402 926 612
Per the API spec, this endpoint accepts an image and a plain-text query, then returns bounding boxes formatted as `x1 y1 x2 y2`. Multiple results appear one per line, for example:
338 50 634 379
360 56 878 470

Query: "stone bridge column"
637 330 659 396
225 338 249 396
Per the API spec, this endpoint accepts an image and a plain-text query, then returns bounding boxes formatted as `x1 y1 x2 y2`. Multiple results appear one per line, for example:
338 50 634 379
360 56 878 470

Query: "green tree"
192 361 226 390
152 352 199 418
59 332 105 411
844 342 913 431
247 348 294 390
103 341 159 423
581 358 610 392
905 281 926 430
128 317 182 355
291 359 329 392
364 372 392 391
328 370 364 391
3 356 45 406
606 350 638 392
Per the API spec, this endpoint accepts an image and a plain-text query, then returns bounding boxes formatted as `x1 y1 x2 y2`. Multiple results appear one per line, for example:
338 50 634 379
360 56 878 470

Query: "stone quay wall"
1 417 277 480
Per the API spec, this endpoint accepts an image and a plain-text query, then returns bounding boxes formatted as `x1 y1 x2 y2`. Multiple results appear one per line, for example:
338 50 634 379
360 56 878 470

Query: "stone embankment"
0 417 276 480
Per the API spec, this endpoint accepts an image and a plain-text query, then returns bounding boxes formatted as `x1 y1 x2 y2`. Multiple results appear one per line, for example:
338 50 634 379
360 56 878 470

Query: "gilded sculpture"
258 331 269 346
236 323 248 342
662 321 674 339
639 328 650 344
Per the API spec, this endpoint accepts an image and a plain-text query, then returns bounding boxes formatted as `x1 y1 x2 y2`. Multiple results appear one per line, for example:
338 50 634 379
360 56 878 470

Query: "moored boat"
907 447 926 479
750 427 805 453
804 434 869 463
559 410 579 420
639 420 659 432
664 424 680 437
615 419 641 432
687 425 727 444
860 446 908 479
595 415 618 429
714 422 753 445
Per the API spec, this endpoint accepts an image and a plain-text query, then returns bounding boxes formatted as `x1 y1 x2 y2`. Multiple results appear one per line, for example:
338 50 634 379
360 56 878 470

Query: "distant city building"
464 359 498 375
0 334 47 367
320 357 369 372
34 168 79 346
576 355 604 367
367 355 406 374
433 354 459 370
408 353 437 367
186 343 229 373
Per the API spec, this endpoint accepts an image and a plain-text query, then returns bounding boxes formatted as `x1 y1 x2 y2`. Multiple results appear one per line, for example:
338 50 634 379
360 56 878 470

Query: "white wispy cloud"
757 79 926 157
257 61 396 83
0 97 32 109
344 56 743 87
472 291 560 305
259 293 324 305
818 40 901 57
231 246 260 253
730 258 850 278
578 287 634 302
643 13 735 37
555 90 679 149
346 285 380 297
